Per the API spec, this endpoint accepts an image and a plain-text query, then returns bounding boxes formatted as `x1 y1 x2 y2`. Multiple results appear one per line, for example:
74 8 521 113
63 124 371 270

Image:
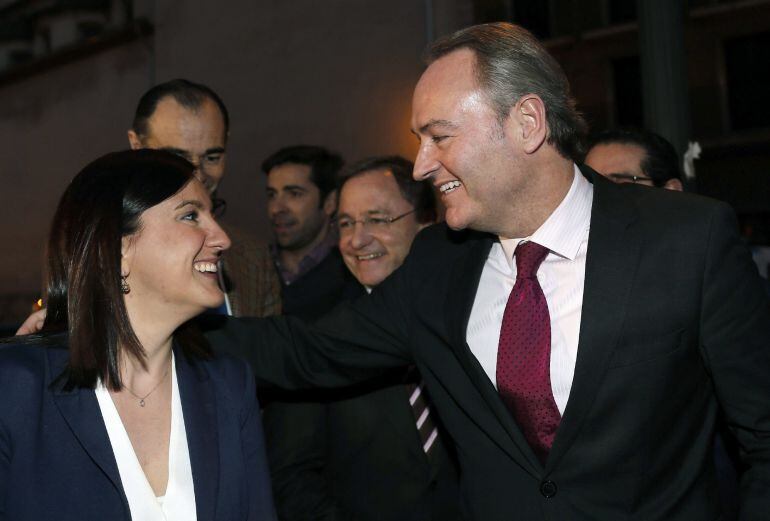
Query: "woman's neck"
119 318 175 386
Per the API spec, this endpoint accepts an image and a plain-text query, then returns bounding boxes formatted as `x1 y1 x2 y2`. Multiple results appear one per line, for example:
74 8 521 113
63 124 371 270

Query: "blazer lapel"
47 347 127 506
445 231 543 476
176 349 220 520
546 172 641 472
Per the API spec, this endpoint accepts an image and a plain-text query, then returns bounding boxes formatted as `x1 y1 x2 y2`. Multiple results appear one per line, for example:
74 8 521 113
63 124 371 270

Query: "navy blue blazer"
0 340 276 520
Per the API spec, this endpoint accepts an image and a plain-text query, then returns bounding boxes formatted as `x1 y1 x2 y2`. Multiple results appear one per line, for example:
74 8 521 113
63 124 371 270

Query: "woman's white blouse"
95 353 197 520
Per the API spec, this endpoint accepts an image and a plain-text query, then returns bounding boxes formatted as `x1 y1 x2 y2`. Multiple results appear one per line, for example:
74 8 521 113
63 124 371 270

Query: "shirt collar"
499 164 593 266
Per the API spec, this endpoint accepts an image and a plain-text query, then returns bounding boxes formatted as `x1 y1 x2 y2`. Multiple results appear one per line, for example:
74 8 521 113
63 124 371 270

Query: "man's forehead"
267 163 314 187
144 96 226 148
585 142 647 175
412 49 484 129
340 169 408 209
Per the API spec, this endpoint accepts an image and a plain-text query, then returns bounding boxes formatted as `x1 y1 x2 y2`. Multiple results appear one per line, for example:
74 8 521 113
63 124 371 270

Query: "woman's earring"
120 275 131 294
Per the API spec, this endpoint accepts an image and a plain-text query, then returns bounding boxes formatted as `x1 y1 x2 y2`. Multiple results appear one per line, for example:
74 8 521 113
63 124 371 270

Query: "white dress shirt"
95 352 197 520
466 166 593 414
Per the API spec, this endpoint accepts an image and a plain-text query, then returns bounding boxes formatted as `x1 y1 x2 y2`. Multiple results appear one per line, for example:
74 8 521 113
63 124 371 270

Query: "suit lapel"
176 349 220 520
47 347 127 509
546 172 641 472
445 232 543 476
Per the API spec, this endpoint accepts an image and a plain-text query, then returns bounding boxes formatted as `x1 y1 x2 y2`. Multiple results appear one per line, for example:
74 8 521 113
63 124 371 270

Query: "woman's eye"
181 211 199 222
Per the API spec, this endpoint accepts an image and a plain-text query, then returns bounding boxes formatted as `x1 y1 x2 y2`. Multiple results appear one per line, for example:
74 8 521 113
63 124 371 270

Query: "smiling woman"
0 150 276 521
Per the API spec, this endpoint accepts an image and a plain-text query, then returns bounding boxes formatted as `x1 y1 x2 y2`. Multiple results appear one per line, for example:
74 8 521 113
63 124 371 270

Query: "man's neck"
498 155 575 240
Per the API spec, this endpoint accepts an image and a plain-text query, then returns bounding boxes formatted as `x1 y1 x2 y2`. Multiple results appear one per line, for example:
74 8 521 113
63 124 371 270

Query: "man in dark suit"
206 23 770 520
264 156 460 521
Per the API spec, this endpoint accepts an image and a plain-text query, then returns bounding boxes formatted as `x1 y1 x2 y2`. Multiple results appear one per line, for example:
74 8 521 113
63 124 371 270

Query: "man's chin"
444 210 470 231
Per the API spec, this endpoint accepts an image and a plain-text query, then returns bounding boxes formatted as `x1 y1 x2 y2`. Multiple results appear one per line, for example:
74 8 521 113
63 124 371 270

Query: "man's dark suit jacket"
0 340 276 520
207 169 770 520
263 282 461 521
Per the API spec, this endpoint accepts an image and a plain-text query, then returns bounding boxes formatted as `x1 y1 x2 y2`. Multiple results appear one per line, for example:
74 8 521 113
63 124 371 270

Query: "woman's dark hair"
43 149 211 391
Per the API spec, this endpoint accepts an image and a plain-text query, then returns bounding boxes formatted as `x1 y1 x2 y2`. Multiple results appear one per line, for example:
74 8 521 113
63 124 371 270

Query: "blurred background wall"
1 0 769 330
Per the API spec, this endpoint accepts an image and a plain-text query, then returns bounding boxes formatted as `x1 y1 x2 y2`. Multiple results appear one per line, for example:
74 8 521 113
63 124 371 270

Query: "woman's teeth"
194 262 218 273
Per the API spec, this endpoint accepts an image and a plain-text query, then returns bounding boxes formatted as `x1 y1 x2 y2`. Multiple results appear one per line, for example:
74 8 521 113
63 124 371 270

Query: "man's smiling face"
411 48 524 236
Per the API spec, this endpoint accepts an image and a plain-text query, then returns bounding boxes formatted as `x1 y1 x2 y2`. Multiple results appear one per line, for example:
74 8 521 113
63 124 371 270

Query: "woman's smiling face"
121 178 231 322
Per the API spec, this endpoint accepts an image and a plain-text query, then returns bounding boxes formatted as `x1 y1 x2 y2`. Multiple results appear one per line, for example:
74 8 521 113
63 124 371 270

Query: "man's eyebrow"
204 147 226 155
417 119 458 134
281 185 308 191
174 200 205 210
160 147 192 159
337 208 390 219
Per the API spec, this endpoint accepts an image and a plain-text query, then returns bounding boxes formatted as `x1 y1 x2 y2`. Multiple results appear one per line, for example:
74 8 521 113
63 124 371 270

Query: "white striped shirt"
466 165 593 414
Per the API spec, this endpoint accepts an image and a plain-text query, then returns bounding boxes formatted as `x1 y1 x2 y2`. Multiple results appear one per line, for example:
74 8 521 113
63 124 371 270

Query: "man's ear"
323 189 338 217
663 178 684 191
506 94 548 155
127 130 142 150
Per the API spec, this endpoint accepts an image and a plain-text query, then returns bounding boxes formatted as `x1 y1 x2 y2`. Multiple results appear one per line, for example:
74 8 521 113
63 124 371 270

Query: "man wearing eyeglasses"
583 127 684 191
263 156 460 521
127 79 281 317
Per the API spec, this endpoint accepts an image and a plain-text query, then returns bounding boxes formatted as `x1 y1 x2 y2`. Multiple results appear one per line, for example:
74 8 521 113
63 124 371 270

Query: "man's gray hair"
425 22 586 160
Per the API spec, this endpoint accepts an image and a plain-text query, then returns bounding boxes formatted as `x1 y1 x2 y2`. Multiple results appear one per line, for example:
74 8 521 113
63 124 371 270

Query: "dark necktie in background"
496 241 561 464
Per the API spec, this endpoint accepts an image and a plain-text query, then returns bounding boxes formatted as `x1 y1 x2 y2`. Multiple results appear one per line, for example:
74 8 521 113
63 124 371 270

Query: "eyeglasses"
607 173 655 185
337 209 416 234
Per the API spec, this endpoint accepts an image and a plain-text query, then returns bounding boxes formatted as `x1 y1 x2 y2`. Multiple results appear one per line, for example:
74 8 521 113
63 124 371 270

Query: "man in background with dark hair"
584 127 684 191
127 78 281 317
262 145 350 320
264 156 460 521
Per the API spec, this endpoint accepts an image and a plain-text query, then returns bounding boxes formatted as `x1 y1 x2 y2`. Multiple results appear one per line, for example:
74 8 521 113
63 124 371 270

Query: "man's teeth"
439 180 462 194
357 253 384 261
194 262 218 273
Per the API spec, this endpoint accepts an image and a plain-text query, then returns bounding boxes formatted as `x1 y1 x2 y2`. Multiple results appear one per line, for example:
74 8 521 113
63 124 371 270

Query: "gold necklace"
124 366 170 407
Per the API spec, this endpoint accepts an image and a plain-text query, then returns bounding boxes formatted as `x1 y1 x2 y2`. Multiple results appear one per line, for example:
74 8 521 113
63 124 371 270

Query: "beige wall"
0 0 472 321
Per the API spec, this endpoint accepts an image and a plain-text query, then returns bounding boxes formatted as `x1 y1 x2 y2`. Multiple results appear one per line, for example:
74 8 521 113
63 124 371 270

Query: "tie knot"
514 241 549 280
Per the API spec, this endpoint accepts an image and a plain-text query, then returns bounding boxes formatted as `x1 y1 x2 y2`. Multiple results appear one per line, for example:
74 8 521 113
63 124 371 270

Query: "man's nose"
413 144 439 181
350 222 373 249
268 195 288 214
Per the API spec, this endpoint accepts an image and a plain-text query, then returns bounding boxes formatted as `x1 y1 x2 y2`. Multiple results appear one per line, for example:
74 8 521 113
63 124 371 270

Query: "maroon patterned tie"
496 241 561 464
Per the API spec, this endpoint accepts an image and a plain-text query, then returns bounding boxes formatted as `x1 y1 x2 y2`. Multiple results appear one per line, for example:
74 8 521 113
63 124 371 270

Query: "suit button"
540 480 557 498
